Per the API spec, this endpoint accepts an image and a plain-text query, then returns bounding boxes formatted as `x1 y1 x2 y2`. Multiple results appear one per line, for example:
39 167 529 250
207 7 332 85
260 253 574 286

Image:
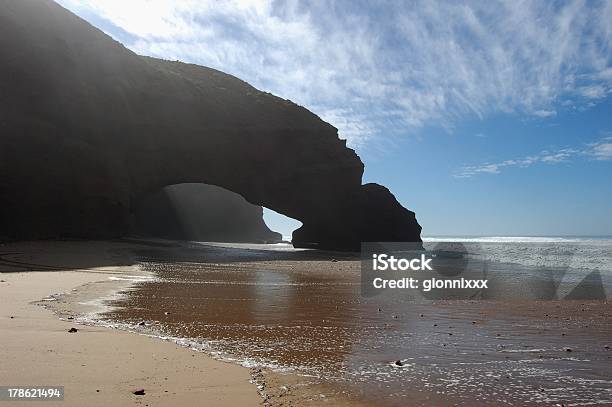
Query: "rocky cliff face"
133 184 281 243
0 0 421 250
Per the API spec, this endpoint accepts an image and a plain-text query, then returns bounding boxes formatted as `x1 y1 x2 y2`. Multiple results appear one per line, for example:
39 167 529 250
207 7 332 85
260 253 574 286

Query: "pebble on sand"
68 327 78 333
394 360 404 367
133 389 145 396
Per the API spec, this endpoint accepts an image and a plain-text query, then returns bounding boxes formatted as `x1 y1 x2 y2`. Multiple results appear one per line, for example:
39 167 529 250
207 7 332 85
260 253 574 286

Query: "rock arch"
0 0 421 250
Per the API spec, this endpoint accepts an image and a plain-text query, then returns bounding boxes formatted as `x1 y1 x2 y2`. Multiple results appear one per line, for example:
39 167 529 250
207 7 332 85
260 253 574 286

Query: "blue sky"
55 0 612 237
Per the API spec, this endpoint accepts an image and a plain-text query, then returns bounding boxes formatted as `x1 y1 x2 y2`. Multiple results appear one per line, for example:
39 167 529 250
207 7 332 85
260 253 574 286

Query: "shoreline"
0 240 262 406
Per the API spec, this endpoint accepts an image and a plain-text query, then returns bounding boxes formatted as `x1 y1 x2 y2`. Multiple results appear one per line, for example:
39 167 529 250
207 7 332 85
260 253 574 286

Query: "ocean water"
94 238 612 406
420 237 612 301
423 236 612 273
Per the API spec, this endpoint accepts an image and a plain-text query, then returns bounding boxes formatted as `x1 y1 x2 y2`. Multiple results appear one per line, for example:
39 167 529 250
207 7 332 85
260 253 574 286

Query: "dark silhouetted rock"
68 327 78 333
0 0 421 250
292 183 421 250
132 389 145 396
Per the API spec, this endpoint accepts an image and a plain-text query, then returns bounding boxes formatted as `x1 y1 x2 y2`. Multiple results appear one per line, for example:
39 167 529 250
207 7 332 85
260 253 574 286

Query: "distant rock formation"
133 184 281 243
0 0 421 250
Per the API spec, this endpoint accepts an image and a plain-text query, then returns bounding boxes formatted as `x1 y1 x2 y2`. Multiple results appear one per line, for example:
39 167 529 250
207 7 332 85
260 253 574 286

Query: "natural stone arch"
0 0 422 250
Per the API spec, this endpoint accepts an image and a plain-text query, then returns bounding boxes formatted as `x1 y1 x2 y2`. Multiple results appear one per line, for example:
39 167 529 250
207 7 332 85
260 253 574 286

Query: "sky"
55 0 612 237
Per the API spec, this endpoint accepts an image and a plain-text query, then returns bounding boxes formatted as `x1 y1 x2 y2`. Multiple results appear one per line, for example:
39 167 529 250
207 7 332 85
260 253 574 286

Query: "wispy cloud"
589 136 612 161
532 109 557 118
56 0 612 148
455 136 612 178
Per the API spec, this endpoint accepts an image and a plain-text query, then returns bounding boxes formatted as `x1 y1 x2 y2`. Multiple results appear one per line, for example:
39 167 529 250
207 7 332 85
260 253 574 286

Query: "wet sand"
97 241 612 406
0 241 260 406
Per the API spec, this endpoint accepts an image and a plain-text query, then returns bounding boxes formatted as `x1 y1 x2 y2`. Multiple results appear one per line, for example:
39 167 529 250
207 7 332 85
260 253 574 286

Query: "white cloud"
455 137 612 178
56 0 612 148
589 137 612 161
533 109 557 118
576 85 609 100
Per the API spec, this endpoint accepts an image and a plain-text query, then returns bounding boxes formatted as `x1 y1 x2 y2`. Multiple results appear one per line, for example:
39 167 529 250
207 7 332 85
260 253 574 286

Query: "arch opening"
262 208 303 242
131 183 300 244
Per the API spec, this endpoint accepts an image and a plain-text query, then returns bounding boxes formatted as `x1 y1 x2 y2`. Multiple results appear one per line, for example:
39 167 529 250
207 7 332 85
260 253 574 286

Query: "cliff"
0 0 421 250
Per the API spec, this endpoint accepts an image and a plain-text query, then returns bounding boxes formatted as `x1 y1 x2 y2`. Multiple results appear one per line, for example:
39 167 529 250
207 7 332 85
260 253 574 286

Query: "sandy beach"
0 240 260 406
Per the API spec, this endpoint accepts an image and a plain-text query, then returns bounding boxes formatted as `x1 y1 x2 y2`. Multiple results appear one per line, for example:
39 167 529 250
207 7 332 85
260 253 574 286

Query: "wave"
423 236 612 243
